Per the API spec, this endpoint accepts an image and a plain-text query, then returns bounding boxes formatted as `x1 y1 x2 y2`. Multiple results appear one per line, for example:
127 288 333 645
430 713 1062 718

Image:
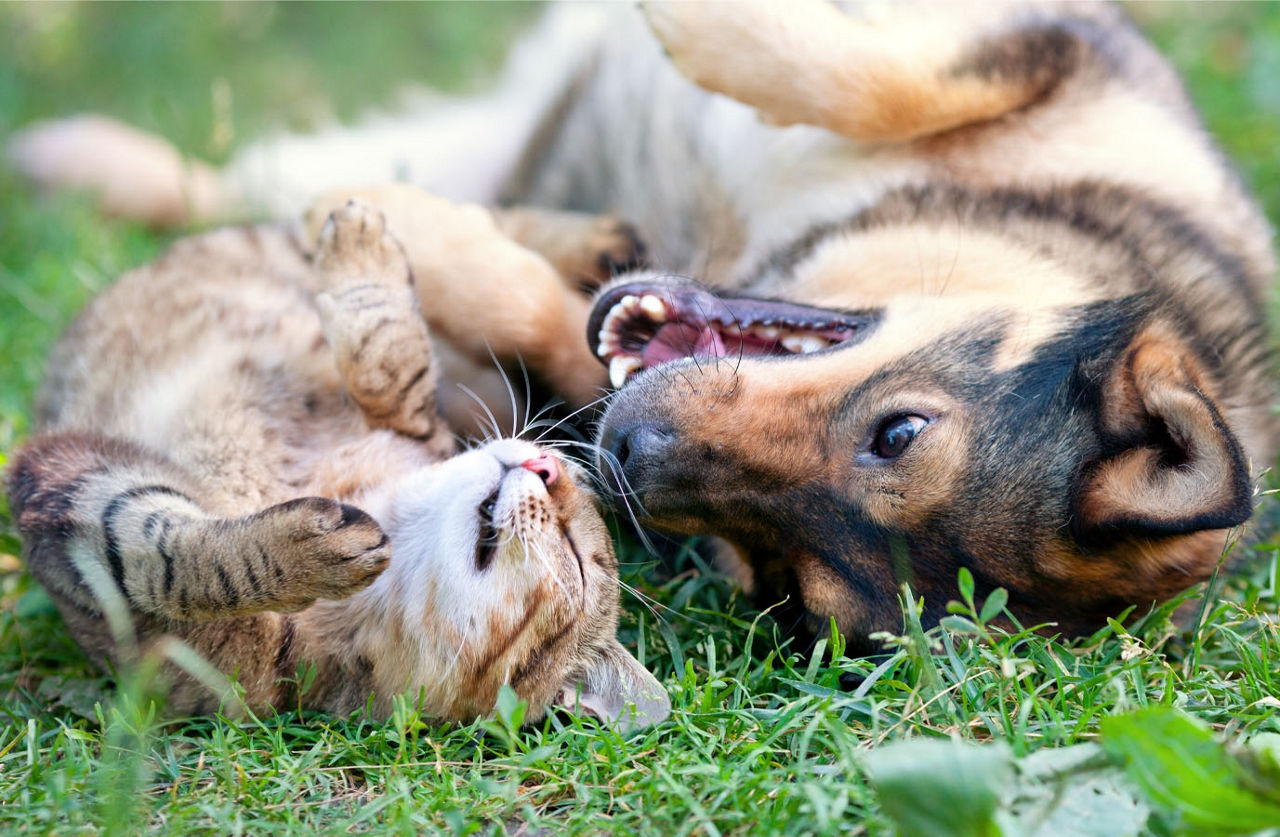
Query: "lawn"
2 3 1279 834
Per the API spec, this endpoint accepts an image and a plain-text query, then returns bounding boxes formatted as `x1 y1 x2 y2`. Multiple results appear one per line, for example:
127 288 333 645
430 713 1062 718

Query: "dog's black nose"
600 421 675 498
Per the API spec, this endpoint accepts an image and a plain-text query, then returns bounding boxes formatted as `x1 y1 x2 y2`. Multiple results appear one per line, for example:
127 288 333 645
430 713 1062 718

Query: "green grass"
2 3 1280 834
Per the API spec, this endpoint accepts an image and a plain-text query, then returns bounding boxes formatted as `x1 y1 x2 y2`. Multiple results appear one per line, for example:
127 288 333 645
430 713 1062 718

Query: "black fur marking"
510 619 574 689
333 285 393 313
216 565 237 606
949 23 1082 98
338 503 373 530
142 510 165 540
749 182 1261 307
102 485 193 591
157 518 176 596
350 317 394 362
264 547 286 584
273 615 297 681
242 559 262 600
395 365 430 402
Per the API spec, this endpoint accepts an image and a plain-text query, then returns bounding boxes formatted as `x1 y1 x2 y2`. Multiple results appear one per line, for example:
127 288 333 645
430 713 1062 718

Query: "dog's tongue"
642 322 727 365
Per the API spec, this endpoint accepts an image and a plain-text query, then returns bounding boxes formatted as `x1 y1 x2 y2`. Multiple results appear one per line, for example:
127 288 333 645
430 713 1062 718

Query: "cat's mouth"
588 278 880 387
474 488 501 571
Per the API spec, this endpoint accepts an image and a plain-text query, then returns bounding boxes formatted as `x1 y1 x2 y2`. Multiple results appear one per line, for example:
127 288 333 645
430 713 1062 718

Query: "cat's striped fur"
7 201 668 726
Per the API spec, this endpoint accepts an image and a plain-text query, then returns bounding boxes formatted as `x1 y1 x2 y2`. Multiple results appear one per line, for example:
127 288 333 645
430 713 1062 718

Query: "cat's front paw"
261 497 391 607
313 200 414 297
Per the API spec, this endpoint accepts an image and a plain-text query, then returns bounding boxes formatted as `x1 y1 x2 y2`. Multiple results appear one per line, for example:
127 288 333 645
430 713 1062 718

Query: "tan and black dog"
11 2 1277 651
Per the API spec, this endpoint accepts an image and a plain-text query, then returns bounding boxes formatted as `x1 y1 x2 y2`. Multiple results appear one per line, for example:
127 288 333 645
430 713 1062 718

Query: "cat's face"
377 439 668 728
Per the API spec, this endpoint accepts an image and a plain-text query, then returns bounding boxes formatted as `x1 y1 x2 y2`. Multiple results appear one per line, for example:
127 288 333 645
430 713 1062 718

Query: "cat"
6 198 669 728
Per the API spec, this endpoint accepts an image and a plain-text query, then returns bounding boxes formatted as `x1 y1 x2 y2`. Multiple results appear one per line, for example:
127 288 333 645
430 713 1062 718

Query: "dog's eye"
872 414 929 459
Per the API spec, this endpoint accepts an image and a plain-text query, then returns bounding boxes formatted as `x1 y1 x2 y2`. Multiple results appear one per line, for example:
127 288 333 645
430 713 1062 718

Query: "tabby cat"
6 199 669 728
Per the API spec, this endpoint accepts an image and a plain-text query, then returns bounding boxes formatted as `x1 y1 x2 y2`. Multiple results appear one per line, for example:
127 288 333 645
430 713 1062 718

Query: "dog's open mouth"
588 278 879 387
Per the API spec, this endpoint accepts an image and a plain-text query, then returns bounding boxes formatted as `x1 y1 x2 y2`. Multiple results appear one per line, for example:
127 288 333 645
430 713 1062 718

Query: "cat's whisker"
454 383 504 444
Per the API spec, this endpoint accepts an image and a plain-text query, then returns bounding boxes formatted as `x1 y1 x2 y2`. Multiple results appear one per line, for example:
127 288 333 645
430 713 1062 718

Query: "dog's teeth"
781 335 805 353
596 331 614 357
755 325 780 339
639 294 667 321
601 306 624 335
799 335 828 353
609 355 642 388
621 294 640 312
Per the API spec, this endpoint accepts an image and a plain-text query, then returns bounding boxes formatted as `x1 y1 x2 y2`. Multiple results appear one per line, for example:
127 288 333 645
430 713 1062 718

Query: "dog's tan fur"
9 1 1276 651
7 200 667 725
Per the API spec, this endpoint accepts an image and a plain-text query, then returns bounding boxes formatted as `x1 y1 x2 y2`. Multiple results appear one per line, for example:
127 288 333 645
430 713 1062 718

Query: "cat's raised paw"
313 200 413 294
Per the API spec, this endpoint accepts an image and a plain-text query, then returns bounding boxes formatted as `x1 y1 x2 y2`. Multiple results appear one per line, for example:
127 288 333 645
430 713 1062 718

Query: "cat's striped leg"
312 200 455 456
7 432 390 625
307 185 608 408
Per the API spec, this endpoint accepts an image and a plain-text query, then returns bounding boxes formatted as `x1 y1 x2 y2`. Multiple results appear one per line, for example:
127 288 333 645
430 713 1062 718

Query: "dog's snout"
601 421 676 498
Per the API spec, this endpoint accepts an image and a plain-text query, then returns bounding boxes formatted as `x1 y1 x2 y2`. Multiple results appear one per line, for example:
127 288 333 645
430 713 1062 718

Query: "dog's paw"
313 200 414 295
262 497 391 605
641 2 768 90
583 217 649 289
641 1 827 129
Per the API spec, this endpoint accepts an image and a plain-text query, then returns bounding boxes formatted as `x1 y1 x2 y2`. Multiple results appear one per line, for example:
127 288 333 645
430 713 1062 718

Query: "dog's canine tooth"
609 355 642 388
639 294 667 321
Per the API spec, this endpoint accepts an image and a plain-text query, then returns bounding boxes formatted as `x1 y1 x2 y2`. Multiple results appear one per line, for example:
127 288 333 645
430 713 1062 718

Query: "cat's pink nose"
521 453 560 486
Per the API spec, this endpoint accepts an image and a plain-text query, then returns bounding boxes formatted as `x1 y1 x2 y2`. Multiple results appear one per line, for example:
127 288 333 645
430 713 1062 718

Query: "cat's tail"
7 114 229 229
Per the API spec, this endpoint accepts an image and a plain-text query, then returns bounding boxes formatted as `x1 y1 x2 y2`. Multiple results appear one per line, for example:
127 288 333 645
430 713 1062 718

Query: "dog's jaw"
589 274 879 388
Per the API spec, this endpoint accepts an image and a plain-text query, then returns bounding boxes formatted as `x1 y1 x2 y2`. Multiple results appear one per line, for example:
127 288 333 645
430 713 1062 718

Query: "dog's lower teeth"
799 335 828 353
609 355 642 388
781 335 805 352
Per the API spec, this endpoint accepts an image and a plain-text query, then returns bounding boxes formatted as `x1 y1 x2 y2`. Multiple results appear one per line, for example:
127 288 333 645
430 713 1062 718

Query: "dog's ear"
1074 328 1253 543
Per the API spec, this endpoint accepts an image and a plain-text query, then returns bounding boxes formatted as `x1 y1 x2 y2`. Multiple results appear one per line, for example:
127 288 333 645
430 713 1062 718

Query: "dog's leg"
643 0 1087 144
308 185 607 408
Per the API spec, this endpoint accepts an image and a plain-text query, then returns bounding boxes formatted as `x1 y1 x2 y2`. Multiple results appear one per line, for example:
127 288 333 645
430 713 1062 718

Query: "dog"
11 1 1277 653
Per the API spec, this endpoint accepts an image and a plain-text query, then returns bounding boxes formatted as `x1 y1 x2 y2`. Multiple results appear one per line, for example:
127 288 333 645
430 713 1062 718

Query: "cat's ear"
556 640 670 731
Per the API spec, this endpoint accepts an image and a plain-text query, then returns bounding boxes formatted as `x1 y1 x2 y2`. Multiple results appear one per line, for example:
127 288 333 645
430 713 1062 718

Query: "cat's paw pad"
313 200 413 293
269 497 391 599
